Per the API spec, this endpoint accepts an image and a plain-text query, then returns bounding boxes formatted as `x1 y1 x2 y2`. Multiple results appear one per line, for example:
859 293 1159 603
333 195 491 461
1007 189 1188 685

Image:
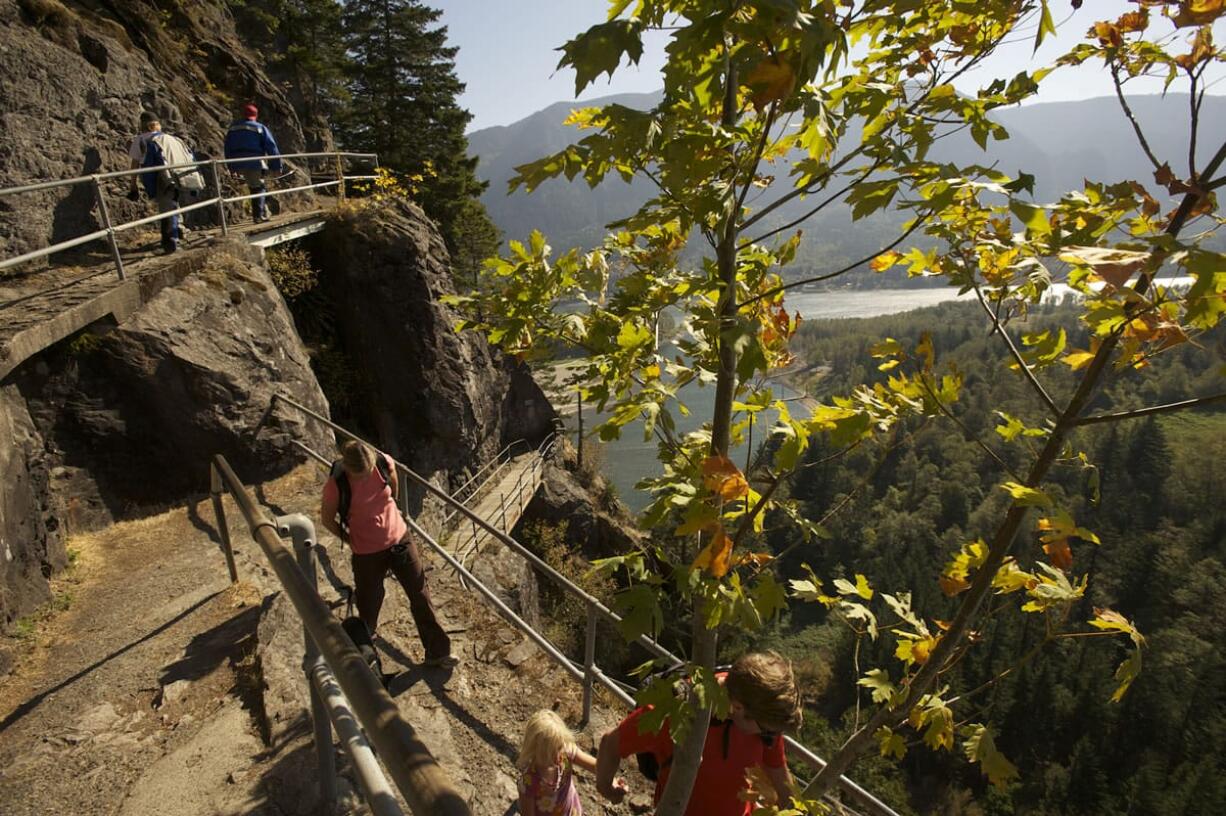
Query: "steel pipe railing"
0 151 378 197
207 453 469 816
311 659 406 816
264 393 900 816
0 151 379 282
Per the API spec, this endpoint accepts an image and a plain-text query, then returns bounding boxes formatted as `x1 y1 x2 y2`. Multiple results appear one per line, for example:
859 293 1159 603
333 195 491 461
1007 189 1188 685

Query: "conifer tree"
340 0 496 266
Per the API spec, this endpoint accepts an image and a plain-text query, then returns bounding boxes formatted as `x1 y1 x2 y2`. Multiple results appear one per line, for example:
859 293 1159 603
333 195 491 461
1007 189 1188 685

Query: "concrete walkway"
0 209 324 382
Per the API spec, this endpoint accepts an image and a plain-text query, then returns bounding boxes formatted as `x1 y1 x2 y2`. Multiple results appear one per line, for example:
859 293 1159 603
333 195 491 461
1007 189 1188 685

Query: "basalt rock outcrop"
305 199 558 510
526 439 643 560
16 242 332 510
0 385 66 628
0 0 323 261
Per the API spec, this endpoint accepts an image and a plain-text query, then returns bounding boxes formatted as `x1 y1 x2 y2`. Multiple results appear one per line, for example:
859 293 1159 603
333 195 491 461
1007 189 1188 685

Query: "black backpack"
329 455 393 533
340 588 384 682
633 664 777 782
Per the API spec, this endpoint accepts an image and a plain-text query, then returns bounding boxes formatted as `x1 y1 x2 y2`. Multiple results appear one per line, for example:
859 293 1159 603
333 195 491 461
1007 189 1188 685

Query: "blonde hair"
339 439 374 475
517 710 576 771
726 650 803 733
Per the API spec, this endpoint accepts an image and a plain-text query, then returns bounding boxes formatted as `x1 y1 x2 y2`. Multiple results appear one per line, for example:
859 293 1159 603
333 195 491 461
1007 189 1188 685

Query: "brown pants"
351 535 450 660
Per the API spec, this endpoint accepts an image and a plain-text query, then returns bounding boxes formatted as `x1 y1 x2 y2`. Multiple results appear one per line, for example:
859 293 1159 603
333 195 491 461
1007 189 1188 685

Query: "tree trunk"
654 47 740 816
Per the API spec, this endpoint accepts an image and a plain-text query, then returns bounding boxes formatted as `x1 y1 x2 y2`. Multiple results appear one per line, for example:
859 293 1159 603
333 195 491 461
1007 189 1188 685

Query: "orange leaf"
1117 9 1149 31
1058 246 1151 288
870 251 902 272
940 575 970 597
1171 0 1225 28
1043 539 1074 570
745 56 796 110
1092 21 1123 47
702 455 749 502
692 527 733 578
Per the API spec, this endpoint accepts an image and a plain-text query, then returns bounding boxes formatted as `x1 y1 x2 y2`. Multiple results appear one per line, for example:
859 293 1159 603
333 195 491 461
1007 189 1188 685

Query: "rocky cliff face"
1 241 332 626
306 199 558 508
18 242 332 503
0 386 66 630
0 0 320 260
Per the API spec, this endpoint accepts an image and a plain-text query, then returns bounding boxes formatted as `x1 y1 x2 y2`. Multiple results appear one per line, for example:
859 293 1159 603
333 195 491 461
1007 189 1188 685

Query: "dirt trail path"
0 464 643 815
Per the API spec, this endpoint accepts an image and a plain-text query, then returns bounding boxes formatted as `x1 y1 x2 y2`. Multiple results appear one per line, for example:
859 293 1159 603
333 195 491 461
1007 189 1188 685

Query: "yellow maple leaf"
702 455 749 502
869 250 902 272
692 527 734 578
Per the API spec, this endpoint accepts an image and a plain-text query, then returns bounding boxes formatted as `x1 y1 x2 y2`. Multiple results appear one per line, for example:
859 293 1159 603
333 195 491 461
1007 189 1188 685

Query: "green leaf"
1033 0 1057 52
556 20 644 95
617 320 653 351
1000 481 1053 507
839 600 879 641
1010 201 1050 237
606 0 632 20
857 669 896 705
612 584 663 641
962 724 1020 788
834 573 874 600
847 180 899 220
877 726 907 760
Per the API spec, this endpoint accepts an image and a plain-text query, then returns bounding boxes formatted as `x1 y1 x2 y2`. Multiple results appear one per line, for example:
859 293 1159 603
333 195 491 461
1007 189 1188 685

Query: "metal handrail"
441 438 530 525
0 151 378 198
208 454 468 816
263 393 901 816
0 151 379 279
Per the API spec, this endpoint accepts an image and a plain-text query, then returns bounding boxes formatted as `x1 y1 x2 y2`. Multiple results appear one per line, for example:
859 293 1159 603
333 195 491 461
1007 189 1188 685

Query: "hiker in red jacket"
595 651 801 815
320 440 455 667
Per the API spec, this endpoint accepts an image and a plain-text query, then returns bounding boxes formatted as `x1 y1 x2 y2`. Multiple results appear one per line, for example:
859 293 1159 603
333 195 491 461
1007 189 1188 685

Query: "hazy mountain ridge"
469 93 1225 287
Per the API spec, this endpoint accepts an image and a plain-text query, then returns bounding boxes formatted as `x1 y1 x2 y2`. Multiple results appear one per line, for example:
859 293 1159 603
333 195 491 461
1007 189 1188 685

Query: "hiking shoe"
422 654 459 669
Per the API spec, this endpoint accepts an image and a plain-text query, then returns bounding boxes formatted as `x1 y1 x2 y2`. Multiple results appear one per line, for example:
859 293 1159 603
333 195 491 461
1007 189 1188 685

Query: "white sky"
432 1 1224 132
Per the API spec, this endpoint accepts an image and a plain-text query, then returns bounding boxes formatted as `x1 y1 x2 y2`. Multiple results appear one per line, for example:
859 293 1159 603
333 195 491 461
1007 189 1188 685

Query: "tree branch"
971 284 1062 418
737 213 931 310
1189 70 1201 179
916 372 1024 481
1074 391 1226 426
733 102 778 225
1112 64 1164 173
739 158 887 249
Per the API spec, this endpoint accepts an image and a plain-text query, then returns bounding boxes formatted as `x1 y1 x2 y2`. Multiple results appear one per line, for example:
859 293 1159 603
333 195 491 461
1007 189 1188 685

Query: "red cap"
243 103 259 119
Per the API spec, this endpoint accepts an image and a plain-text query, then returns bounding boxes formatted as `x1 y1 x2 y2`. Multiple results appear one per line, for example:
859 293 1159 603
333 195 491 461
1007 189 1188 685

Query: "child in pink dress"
516 710 624 816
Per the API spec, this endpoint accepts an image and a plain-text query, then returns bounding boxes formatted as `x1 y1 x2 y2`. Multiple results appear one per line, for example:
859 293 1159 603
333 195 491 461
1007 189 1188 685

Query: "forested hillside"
759 301 1226 815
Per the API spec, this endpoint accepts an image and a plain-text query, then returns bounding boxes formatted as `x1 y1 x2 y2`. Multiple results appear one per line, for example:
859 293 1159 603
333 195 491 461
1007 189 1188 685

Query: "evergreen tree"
227 0 349 143
339 0 496 266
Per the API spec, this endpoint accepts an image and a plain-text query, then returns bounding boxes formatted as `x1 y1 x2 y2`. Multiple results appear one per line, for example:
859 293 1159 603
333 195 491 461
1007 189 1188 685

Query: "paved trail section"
0 209 323 381
0 465 640 816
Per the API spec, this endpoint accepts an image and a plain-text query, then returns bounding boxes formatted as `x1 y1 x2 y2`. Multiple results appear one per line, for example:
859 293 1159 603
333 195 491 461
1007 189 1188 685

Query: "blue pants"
241 168 267 220
155 182 179 251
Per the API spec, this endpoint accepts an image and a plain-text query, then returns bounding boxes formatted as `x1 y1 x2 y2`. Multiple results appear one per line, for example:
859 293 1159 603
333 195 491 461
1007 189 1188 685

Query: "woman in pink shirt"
321 440 454 667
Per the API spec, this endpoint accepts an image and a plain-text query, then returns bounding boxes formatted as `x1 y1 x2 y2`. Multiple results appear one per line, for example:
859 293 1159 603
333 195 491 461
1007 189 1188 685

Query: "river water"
564 279 1193 511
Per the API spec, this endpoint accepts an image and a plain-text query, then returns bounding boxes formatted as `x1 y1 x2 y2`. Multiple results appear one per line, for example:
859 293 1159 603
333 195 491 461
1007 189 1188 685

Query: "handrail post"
91 175 125 281
500 492 507 530
335 153 346 202
209 464 239 583
581 603 598 725
278 514 338 812
211 159 229 236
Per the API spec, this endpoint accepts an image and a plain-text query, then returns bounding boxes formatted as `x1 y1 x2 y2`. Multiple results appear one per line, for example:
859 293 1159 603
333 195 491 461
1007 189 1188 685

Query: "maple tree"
450 1 1226 813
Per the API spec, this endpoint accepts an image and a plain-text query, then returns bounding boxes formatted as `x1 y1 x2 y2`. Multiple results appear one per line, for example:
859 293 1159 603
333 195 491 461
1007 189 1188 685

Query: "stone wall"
0 386 65 629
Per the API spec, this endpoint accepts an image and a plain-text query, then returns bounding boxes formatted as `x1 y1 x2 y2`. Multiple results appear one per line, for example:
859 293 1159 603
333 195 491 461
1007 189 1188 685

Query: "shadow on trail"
388 664 519 761
0 590 222 734
254 484 349 598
